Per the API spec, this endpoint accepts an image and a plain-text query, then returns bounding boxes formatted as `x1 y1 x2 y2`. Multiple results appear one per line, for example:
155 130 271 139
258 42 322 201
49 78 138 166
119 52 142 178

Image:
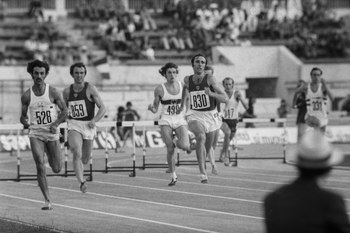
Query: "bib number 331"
190 90 210 110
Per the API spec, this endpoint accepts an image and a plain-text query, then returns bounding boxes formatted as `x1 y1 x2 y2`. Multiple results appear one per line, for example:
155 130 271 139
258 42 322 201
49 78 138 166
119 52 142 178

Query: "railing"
3 0 55 9
4 0 350 11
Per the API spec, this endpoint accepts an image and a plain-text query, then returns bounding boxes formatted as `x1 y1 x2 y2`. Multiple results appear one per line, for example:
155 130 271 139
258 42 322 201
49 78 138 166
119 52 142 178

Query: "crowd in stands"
73 0 348 61
1 0 350 65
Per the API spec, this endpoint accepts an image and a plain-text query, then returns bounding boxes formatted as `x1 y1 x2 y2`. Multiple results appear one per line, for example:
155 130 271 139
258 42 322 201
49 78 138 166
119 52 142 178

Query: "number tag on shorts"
68 100 88 118
190 90 210 110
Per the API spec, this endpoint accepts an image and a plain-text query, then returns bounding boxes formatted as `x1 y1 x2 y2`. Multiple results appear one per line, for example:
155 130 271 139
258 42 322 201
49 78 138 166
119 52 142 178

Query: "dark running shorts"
222 119 238 133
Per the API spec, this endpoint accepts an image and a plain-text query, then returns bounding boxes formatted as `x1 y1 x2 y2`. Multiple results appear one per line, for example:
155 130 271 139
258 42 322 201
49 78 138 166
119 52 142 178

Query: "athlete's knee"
52 163 62 173
196 132 206 144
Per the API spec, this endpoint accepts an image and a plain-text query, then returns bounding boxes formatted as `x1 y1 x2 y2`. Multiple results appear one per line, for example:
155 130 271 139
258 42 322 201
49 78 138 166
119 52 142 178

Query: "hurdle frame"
175 118 288 167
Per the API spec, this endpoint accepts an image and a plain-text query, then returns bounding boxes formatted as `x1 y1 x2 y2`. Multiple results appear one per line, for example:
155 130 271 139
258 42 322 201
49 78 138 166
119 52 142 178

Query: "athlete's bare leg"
188 120 208 182
68 130 89 192
30 138 61 207
205 130 218 175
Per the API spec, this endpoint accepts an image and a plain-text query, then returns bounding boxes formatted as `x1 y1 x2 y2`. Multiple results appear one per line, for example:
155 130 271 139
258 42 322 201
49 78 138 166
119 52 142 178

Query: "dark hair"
191 54 207 67
27 60 50 75
310 67 322 75
222 77 234 86
70 62 87 75
126 101 132 107
297 167 331 178
118 106 125 113
159 63 178 77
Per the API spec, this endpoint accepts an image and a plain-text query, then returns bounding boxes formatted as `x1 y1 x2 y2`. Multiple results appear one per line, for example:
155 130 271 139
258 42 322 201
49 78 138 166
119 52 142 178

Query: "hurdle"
0 123 96 181
227 118 287 167
0 121 140 181
139 122 186 170
175 118 288 167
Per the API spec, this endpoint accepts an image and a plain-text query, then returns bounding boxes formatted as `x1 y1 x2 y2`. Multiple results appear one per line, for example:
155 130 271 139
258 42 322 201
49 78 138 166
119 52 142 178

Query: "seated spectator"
140 5 157 31
28 0 44 22
24 34 38 60
0 0 7 21
77 45 90 65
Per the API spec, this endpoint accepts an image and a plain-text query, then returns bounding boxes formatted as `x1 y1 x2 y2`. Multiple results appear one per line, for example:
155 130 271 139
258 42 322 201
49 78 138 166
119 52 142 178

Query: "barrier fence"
0 119 289 182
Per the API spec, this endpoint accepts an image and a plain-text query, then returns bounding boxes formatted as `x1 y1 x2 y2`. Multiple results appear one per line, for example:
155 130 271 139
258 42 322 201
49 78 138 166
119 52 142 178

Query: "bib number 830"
192 94 208 109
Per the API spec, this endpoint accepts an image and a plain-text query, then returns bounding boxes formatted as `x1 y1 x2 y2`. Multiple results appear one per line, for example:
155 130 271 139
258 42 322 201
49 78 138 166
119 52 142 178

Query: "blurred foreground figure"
264 130 350 233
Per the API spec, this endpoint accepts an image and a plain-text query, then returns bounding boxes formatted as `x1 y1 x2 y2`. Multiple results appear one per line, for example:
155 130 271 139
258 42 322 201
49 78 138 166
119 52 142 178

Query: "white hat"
296 130 343 169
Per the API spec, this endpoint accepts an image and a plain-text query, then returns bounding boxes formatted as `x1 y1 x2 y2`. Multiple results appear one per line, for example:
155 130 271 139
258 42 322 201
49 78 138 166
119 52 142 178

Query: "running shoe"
80 181 87 193
168 177 177 186
41 201 52 210
200 174 208 184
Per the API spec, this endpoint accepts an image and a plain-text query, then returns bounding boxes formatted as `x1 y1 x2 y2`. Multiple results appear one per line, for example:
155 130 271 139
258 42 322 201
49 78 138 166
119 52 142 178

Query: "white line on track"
211 170 350 184
67 177 263 203
101 172 271 192
0 193 220 233
10 182 264 219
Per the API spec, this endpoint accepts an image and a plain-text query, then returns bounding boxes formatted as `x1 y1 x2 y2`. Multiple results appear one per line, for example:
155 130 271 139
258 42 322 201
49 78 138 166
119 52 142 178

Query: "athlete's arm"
292 84 307 108
148 85 163 113
236 91 249 110
20 89 31 129
177 76 189 114
206 74 228 103
321 78 333 102
89 85 106 127
50 86 68 133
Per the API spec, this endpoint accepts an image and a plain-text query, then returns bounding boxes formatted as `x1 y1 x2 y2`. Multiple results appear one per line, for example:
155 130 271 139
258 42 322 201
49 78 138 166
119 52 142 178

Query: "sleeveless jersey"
221 91 239 120
188 75 217 111
29 84 58 129
306 83 327 119
160 81 183 116
68 82 95 121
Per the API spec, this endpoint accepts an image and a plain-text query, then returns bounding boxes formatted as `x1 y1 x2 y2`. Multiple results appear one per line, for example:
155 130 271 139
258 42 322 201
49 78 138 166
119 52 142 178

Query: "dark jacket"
264 177 350 233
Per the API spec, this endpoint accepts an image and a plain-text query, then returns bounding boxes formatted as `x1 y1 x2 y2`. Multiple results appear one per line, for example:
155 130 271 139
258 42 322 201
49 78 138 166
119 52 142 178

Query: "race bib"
166 104 180 115
68 100 88 118
190 90 210 110
224 107 235 119
311 100 323 112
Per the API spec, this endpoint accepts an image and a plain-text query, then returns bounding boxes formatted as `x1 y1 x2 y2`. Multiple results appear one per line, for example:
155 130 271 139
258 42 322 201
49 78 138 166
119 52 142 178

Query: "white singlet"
220 91 239 120
158 81 187 129
305 83 328 127
28 84 59 141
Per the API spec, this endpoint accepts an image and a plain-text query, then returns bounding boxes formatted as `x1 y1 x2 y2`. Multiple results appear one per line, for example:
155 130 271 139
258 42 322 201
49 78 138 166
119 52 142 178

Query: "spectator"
264 130 349 233
28 0 44 22
340 94 350 116
112 106 125 152
77 45 90 65
0 0 7 21
277 98 288 127
121 101 140 149
242 97 256 128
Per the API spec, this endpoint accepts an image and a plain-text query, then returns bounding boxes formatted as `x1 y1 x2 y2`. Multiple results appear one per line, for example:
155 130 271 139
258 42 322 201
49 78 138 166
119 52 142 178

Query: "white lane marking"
11 182 264 220
0 193 237 233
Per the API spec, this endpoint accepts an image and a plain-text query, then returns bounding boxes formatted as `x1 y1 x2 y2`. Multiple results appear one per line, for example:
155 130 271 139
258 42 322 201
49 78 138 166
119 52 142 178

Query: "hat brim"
296 149 344 169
